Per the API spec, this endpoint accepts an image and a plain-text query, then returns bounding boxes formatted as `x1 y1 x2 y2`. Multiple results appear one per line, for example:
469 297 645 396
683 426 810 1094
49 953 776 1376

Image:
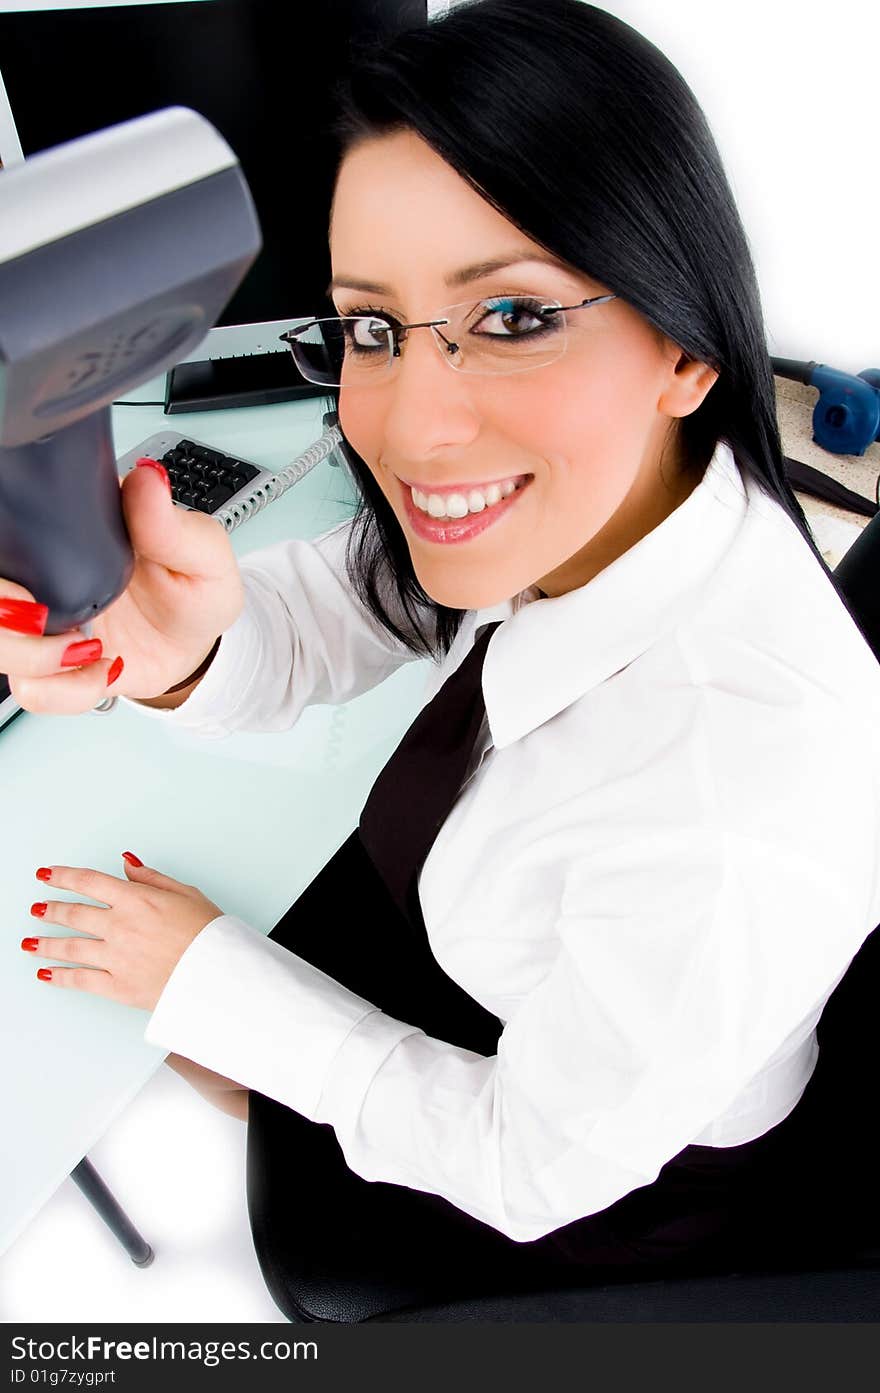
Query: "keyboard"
115 431 273 517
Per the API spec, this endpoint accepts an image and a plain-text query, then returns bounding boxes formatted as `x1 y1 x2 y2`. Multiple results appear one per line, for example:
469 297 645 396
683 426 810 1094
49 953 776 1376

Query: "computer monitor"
0 0 427 410
0 0 427 732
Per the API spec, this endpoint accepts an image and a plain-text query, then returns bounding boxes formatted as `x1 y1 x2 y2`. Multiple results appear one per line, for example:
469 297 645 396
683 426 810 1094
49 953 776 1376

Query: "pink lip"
400 473 530 495
399 474 531 545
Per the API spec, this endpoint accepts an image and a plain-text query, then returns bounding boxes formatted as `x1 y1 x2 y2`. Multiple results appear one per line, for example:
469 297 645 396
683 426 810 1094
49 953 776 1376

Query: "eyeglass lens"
283 296 569 386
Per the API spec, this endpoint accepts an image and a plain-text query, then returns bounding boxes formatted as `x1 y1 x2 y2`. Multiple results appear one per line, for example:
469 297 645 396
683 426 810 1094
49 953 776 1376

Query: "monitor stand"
165 352 325 413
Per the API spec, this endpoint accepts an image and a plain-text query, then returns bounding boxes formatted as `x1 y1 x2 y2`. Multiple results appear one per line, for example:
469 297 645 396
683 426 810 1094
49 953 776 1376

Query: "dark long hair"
321 0 831 660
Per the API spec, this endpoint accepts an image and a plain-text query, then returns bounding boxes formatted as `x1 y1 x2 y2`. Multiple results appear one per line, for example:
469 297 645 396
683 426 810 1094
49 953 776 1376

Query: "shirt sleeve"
141 823 875 1243
117 516 435 739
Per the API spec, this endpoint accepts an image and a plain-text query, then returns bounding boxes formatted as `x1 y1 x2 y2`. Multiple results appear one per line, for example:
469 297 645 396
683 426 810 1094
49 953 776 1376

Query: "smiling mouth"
403 473 532 520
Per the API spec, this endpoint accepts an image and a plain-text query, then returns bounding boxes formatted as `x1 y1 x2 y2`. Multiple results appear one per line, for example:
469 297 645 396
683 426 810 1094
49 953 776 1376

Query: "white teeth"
439 493 470 519
427 492 457 518
411 477 525 519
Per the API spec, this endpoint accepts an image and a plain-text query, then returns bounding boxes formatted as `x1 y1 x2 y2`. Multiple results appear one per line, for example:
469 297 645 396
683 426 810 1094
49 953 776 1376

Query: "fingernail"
61 639 102 667
21 938 39 952
122 851 143 867
107 655 124 686
37 969 52 982
30 902 47 918
136 458 172 495
0 598 49 635
36 868 52 882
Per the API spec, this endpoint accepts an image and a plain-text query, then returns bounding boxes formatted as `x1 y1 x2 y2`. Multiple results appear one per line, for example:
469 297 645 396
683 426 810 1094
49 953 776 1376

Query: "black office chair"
269 510 880 1323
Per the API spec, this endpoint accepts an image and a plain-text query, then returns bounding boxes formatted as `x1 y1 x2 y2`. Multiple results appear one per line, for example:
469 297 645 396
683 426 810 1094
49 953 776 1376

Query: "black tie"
358 619 501 926
264 618 504 1058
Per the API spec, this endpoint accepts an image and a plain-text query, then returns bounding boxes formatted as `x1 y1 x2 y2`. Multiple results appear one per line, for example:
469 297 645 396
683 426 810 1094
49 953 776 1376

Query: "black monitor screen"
0 0 427 328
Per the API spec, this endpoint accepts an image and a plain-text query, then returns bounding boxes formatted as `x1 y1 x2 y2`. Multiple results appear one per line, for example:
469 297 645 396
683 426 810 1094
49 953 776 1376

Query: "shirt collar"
479 439 751 750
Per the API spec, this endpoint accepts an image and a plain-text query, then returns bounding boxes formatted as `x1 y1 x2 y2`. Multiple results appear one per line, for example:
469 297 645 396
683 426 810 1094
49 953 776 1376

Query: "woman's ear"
660 352 719 420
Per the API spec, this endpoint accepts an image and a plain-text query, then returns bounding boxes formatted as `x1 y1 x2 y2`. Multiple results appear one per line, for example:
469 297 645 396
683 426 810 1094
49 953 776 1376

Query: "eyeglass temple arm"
542 293 618 317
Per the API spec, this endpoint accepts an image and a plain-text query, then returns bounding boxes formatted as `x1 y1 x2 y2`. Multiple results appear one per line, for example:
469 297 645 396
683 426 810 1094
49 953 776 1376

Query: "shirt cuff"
142 913 416 1121
117 572 266 738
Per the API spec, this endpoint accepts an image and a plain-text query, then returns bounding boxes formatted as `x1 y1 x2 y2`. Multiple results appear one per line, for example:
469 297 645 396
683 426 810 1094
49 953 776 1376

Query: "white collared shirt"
122 440 880 1243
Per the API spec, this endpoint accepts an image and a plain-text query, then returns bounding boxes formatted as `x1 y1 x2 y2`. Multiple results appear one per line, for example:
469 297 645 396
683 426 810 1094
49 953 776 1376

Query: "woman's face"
328 130 718 609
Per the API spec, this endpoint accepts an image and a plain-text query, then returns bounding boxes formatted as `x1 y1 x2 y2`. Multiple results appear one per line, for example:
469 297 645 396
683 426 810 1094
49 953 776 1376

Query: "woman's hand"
20 854 226 1012
2 461 245 713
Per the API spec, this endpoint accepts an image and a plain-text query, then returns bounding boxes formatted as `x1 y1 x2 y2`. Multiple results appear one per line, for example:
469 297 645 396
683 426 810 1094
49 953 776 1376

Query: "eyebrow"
325 253 577 298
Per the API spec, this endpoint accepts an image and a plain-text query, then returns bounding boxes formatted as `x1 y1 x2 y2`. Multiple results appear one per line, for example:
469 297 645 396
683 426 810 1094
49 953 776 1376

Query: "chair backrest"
783 511 880 1252
834 507 880 662
826 505 880 1094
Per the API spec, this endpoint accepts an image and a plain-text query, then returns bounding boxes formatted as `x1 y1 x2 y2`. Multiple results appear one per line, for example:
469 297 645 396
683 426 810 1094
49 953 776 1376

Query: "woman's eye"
340 307 397 352
351 319 393 349
475 299 548 336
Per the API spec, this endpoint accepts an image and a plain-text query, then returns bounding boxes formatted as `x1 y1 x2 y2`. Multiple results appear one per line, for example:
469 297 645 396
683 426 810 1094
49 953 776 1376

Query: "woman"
11 0 880 1322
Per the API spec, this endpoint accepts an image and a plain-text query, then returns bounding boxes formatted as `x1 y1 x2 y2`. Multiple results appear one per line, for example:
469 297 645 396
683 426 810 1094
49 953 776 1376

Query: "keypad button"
201 483 235 511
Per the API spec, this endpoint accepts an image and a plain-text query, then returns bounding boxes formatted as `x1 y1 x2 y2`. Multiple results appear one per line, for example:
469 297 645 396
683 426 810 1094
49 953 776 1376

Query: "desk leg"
69 1157 155 1267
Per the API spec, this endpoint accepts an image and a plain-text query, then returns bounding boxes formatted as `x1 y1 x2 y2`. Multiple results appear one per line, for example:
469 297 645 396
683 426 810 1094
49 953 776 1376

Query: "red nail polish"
36 868 52 882
106 655 124 686
136 458 172 494
61 639 103 668
122 851 144 867
30 902 47 917
0 598 49 635
21 938 39 951
37 968 52 982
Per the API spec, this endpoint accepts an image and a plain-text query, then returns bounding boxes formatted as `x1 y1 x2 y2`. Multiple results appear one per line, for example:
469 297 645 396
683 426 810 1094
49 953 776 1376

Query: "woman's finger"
8 652 124 715
121 858 197 895
22 929 110 969
32 963 115 995
30 864 125 907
